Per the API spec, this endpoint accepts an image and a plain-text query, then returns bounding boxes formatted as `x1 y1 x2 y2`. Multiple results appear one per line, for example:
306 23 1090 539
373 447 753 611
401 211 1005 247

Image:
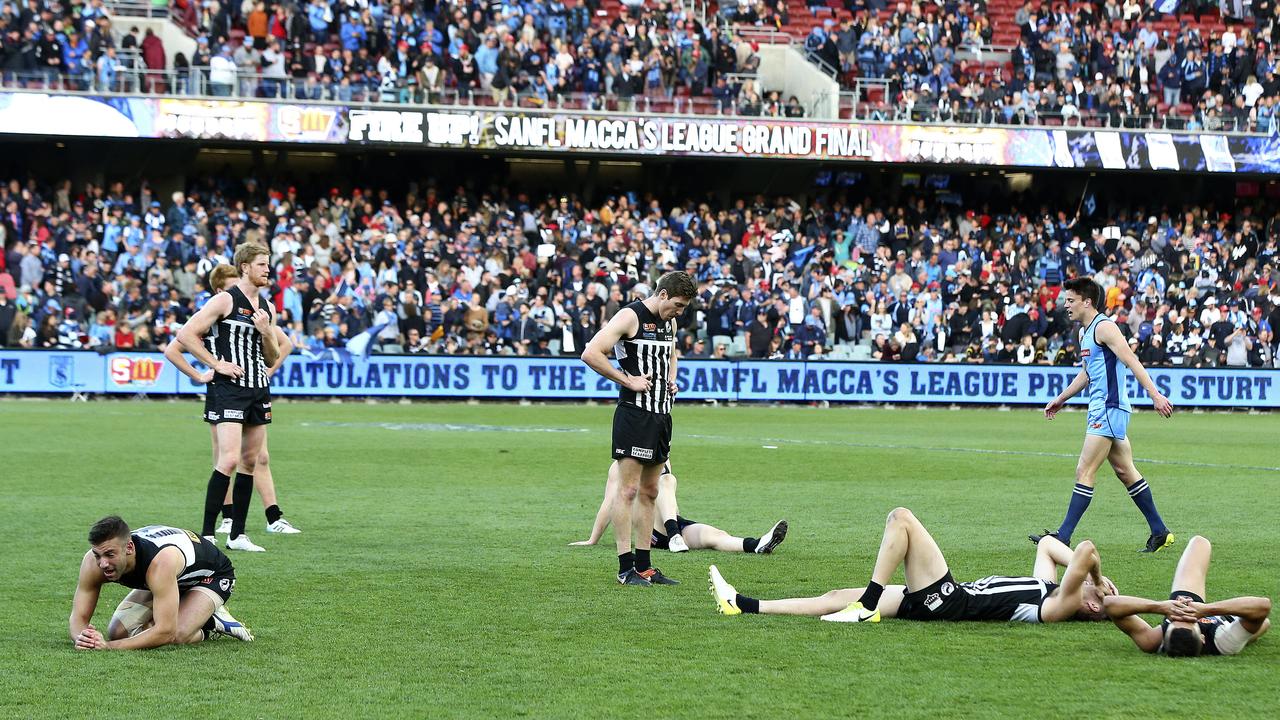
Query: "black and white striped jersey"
117 525 234 591
208 285 271 389
958 575 1058 623
614 300 675 415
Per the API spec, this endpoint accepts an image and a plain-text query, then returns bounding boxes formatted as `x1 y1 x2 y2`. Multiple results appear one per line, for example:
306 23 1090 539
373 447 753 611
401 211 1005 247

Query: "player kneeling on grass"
710 507 1113 625
70 516 252 650
1104 535 1271 657
571 461 788 555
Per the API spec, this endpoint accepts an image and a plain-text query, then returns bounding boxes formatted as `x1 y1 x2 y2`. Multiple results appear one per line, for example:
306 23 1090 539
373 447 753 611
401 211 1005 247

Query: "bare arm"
176 293 244 378
163 339 214 384
1096 320 1173 417
69 552 102 644
1103 595 1166 653
105 551 183 650
1045 368 1089 418
580 308 650 394
570 465 620 546
268 326 293 376
1190 596 1272 625
255 306 281 368
1041 540 1105 623
1032 535 1075 582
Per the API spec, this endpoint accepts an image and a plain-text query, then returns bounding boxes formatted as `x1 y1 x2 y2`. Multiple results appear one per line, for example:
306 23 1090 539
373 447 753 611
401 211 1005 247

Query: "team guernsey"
205 286 273 425
1080 313 1131 439
898 572 1058 623
611 300 675 465
117 525 237 601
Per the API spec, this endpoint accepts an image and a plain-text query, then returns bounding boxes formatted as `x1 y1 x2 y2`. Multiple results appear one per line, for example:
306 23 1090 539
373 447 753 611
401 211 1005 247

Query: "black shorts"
650 515 698 550
896 572 969 622
205 382 272 425
611 403 671 465
189 571 237 604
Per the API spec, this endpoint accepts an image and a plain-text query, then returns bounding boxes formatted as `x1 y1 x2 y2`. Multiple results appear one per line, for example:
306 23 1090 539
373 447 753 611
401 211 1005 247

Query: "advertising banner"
5 351 1272 408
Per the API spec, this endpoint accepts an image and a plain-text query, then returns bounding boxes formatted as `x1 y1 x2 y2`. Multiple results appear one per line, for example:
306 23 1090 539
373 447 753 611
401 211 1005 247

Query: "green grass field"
1 399 1277 719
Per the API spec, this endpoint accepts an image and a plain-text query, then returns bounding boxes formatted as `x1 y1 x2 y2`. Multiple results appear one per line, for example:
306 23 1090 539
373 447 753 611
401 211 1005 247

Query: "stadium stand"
0 174 1276 368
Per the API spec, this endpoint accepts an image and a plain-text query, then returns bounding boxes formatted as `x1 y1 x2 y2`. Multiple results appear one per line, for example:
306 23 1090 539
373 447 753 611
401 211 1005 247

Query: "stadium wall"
1 350 1275 408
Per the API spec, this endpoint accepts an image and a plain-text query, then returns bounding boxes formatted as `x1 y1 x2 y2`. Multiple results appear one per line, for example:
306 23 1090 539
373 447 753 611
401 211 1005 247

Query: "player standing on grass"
1104 535 1271 657
709 507 1114 624
1039 277 1176 553
580 271 695 586
177 244 279 553
70 516 252 650
570 460 788 554
166 264 301 539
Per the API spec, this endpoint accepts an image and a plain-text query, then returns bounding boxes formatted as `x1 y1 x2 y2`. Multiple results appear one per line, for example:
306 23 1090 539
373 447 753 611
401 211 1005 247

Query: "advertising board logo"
110 357 164 386
277 105 339 141
49 355 76 388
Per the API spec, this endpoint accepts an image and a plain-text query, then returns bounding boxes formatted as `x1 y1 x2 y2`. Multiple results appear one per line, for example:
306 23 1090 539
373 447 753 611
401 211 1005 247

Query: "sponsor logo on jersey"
941 582 955 597
1090 422 1103 429
237 307 253 316
642 332 657 340
925 593 943 611
264 412 272 420
224 409 245 420
1080 349 1092 358
642 323 656 331
185 530 202 543
110 357 164 386
630 446 654 460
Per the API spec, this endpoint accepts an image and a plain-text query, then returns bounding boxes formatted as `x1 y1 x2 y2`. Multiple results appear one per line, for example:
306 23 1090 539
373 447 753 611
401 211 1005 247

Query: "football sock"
1127 479 1168 534
635 548 651 572
202 470 231 536
229 473 254 539
861 581 885 611
221 503 234 521
664 519 680 537
736 595 760 614
265 505 283 525
742 537 760 552
1056 483 1095 544
618 551 634 576
200 616 216 641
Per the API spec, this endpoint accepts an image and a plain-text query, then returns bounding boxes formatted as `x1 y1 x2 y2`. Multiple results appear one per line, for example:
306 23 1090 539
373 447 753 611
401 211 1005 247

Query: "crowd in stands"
1 174 1277 370
5 0 1280 129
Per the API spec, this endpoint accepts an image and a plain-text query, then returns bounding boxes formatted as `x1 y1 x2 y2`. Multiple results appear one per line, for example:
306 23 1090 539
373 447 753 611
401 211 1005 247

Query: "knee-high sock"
203 470 231 536
1056 483 1094 545
1128 478 1168 535
229 473 254 540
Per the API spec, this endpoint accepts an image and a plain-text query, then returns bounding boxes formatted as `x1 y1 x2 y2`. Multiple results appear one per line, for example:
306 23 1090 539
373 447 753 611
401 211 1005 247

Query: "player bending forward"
70 516 253 650
570 461 788 555
710 507 1113 625
1104 535 1271 657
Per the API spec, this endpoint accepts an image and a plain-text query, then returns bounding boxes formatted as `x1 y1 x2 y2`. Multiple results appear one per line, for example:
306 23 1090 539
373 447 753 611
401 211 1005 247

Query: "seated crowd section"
1 175 1277 368
2 0 1280 128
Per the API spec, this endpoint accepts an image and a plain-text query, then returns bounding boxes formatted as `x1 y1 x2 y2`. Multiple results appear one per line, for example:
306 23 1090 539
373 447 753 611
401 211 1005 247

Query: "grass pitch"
1 399 1277 719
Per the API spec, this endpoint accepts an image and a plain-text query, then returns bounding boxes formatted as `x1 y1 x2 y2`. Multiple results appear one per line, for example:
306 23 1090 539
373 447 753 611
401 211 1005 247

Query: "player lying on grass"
70 516 253 650
710 507 1114 624
1104 535 1271 657
571 461 788 555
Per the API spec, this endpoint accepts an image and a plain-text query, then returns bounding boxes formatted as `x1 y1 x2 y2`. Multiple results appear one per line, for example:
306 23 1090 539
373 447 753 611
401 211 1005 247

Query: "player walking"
1040 277 1175 553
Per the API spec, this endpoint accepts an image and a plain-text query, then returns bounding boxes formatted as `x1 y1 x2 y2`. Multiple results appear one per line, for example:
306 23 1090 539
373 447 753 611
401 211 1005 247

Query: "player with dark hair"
570 461 788 554
1039 276 1176 553
1104 535 1271 657
580 271 696 586
166 264 301 538
70 516 252 650
709 507 1114 625
177 244 280 552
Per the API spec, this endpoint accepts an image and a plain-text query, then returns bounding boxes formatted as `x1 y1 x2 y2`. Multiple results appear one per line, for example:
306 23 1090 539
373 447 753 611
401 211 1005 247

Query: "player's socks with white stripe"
1056 483 1095 545
1127 479 1169 537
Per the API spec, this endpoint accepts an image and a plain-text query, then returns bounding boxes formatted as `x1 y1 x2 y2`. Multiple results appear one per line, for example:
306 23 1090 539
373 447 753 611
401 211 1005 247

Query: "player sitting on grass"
571 461 787 555
70 516 252 650
1104 535 1271 657
709 507 1113 624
